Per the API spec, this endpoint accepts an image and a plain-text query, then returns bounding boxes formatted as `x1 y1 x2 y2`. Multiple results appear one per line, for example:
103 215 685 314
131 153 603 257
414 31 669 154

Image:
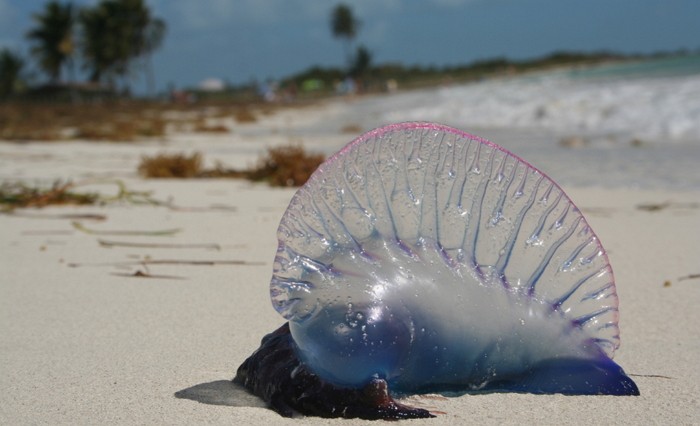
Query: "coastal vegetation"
5 1 690 104
1 0 165 100
0 1 695 145
0 48 691 142
279 50 637 95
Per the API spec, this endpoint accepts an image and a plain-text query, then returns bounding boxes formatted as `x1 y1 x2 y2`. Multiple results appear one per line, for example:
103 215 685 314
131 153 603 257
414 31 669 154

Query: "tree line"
1 0 165 98
330 4 372 79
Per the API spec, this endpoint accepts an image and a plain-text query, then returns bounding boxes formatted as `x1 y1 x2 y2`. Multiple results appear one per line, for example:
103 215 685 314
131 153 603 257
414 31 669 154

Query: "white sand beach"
2 85 700 425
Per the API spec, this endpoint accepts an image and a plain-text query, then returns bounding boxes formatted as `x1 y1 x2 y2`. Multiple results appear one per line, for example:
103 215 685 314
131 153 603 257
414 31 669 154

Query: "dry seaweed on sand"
138 152 203 178
246 145 325 187
0 180 99 211
0 180 170 211
138 145 325 187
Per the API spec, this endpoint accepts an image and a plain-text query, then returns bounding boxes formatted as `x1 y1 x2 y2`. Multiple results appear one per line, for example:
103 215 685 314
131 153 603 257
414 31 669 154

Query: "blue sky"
1 0 699 92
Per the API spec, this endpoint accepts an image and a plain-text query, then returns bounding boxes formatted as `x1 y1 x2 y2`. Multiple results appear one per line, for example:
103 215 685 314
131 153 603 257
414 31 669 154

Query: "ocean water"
382 55 700 145
567 54 700 80
285 55 700 190
245 55 699 189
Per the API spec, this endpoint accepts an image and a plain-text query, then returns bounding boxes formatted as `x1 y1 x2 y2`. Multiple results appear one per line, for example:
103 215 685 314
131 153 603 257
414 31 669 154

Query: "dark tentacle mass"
234 323 434 420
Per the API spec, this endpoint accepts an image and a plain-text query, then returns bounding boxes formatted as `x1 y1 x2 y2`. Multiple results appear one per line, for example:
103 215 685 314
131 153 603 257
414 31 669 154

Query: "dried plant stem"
98 239 221 250
72 221 181 236
678 274 700 281
67 259 264 268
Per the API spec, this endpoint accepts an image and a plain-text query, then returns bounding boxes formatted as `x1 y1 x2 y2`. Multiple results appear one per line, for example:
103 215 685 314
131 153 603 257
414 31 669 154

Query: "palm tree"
26 1 75 84
350 45 372 78
330 4 359 69
79 3 119 85
79 0 166 92
0 49 26 98
80 0 136 86
138 16 166 95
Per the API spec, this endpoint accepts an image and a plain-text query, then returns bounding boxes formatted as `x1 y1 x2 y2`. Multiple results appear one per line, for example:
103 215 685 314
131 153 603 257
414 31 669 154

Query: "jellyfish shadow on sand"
174 380 267 409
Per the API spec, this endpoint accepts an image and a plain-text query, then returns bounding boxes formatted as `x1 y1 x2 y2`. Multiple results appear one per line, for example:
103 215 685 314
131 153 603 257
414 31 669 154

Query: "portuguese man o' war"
234 122 639 419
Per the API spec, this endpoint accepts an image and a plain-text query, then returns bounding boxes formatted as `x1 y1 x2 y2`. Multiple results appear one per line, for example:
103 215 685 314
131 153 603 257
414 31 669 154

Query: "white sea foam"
383 70 700 144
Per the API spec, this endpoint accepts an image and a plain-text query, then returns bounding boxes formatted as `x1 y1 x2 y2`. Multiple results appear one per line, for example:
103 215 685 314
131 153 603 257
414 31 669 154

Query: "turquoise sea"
285 54 700 189
567 53 700 80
